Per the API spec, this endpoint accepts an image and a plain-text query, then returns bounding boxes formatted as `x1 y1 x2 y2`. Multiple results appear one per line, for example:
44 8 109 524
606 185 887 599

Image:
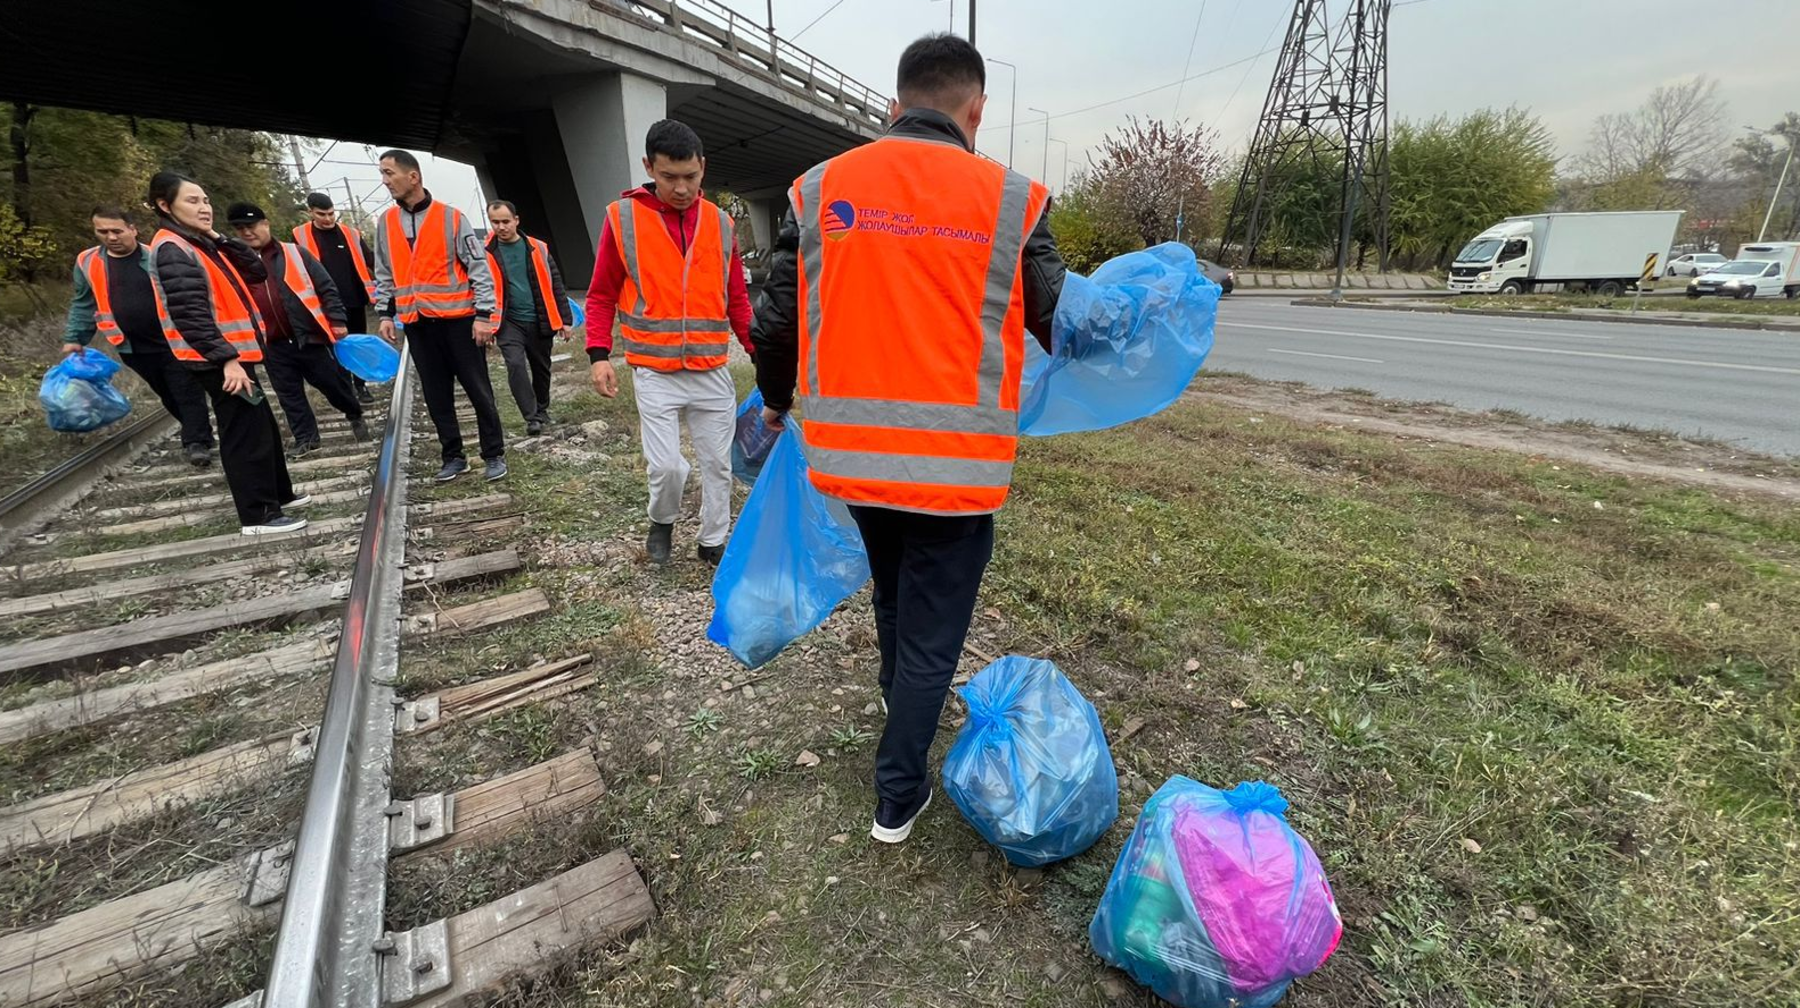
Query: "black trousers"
123 348 214 449
404 315 504 463
848 505 996 806
264 338 362 447
342 304 369 393
191 363 296 526
496 317 554 425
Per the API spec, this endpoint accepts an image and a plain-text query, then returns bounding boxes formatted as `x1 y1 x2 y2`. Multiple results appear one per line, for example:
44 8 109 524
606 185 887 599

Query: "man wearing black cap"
227 202 369 454
294 192 378 403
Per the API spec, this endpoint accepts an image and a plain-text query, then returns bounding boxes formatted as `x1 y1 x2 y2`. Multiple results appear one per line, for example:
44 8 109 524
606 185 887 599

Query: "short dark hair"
896 34 985 109
380 149 421 173
486 199 519 217
91 204 133 225
147 171 201 217
645 120 703 163
305 192 334 210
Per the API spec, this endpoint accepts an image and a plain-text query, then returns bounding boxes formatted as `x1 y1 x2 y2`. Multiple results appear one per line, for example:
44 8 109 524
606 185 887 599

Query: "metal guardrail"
0 408 175 549
601 0 890 131
263 346 416 1008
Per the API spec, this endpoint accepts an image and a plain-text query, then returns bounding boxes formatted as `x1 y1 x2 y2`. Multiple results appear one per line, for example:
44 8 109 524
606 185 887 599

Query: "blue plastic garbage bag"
40 351 132 433
943 656 1118 866
566 297 586 328
707 420 871 667
1089 777 1342 1008
731 389 782 486
1019 242 1219 436
334 333 402 382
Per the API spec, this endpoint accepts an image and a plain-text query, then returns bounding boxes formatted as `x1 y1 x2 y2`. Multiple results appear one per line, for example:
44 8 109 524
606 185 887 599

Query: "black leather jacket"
149 217 269 367
751 108 1068 411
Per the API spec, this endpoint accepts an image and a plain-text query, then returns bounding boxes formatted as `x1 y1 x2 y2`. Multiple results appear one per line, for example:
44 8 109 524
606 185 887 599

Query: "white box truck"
1686 242 1800 299
1446 211 1684 296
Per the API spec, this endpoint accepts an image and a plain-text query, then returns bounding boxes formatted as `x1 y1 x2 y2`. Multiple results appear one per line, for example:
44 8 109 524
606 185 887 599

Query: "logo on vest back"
824 200 857 240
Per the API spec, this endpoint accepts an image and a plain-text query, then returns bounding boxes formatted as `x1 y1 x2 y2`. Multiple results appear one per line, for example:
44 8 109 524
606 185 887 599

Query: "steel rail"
0 408 174 548
263 346 415 1008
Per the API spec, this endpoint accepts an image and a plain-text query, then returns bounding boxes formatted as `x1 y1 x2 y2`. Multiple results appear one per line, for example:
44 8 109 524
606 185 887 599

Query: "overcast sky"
339 0 1800 214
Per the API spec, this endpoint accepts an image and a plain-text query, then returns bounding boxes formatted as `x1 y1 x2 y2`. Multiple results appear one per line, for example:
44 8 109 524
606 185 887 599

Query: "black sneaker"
871 784 933 844
646 522 674 565
436 458 469 482
241 515 308 537
526 421 543 436
349 418 372 442
484 458 508 482
185 444 213 468
697 543 724 566
357 386 375 405
290 441 322 459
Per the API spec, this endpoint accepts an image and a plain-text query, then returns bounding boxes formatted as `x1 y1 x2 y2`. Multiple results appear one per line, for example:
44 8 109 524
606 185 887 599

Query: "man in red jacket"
586 120 755 565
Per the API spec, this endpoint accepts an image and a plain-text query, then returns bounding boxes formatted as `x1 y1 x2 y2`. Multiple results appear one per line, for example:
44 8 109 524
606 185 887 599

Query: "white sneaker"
871 786 933 844
242 515 308 537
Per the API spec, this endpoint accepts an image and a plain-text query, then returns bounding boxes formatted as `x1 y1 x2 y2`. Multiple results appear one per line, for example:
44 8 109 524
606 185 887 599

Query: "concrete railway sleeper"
0 355 650 1008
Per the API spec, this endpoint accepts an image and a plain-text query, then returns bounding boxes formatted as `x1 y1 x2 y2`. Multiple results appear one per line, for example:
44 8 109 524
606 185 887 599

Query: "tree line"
1051 76 1799 275
2 103 302 314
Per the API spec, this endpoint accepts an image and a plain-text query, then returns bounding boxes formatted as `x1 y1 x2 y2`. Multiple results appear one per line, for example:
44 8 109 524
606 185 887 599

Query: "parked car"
1666 252 1727 277
1197 258 1235 294
1687 256 1799 300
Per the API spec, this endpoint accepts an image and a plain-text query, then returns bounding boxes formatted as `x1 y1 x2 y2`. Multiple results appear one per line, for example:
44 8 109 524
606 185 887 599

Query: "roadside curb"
1288 298 1800 332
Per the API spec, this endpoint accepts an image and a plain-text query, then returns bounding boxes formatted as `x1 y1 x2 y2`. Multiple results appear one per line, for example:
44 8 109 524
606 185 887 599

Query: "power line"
984 46 1279 136
1219 5 1290 123
1171 0 1209 120
792 0 848 40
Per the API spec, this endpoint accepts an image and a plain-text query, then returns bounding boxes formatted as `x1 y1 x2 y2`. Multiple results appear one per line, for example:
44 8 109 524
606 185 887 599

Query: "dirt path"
1193 376 1800 500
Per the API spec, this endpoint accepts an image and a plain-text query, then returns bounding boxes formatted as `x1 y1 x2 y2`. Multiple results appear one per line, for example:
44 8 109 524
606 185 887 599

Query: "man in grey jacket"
372 149 506 482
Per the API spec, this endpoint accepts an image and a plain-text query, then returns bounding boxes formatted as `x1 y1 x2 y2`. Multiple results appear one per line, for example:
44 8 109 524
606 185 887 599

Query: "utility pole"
1028 107 1049 183
1758 137 1795 242
968 0 976 46
987 58 1016 167
287 135 313 192
341 178 362 230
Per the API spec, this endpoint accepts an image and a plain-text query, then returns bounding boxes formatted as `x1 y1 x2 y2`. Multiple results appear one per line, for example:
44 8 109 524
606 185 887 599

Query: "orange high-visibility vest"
76 245 165 347
380 202 475 323
148 229 265 364
277 242 335 340
485 234 566 329
792 136 1049 516
609 196 734 371
292 222 377 302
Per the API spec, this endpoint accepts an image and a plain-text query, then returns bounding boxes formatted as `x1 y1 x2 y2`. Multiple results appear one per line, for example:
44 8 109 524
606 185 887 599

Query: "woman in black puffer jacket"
147 171 307 536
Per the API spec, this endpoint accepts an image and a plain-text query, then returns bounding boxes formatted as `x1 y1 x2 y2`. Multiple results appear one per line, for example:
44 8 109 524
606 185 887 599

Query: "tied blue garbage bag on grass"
1019 242 1219 436
1090 777 1342 1008
40 351 131 433
334 333 401 382
707 420 871 668
731 389 782 486
943 656 1118 866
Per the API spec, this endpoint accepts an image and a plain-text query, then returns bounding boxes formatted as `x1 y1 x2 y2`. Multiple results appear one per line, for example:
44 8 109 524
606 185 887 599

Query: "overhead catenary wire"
983 46 1279 137
791 0 849 40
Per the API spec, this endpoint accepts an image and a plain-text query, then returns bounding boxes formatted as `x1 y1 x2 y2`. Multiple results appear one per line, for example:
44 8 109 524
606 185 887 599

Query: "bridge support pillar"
744 197 783 255
554 71 667 269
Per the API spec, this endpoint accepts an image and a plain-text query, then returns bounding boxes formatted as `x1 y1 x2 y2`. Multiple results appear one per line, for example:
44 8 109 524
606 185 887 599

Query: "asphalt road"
1207 300 1800 456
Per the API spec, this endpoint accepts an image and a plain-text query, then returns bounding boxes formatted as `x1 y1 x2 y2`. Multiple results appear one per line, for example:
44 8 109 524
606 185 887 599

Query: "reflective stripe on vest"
292 223 378 302
381 202 475 323
77 246 128 346
278 242 334 339
793 138 1047 515
611 197 734 372
148 229 265 363
487 234 567 330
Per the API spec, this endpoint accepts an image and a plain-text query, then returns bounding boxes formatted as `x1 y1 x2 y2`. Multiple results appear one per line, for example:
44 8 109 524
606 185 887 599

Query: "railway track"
0 354 651 1007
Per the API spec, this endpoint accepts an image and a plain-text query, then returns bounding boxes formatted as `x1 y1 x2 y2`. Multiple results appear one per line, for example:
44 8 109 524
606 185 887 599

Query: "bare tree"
1576 76 1730 182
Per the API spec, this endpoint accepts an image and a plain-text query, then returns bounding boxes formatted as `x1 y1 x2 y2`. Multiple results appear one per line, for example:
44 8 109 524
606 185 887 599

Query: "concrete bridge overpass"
1 0 889 278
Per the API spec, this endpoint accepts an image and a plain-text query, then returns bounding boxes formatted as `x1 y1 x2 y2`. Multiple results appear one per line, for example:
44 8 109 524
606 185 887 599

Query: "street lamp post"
1028 106 1049 183
1047 137 1068 193
1748 125 1796 242
987 58 1016 168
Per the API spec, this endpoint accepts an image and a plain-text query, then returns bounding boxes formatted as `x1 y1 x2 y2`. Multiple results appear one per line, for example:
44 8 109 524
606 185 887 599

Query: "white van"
1687 242 1800 299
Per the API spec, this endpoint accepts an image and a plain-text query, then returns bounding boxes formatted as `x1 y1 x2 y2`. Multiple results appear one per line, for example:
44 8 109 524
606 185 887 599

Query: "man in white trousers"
585 119 756 565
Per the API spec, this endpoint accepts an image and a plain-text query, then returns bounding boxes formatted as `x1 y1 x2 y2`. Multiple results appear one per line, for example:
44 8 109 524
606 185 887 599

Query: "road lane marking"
1219 321 1800 376
1265 347 1385 364
1490 327 1614 341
